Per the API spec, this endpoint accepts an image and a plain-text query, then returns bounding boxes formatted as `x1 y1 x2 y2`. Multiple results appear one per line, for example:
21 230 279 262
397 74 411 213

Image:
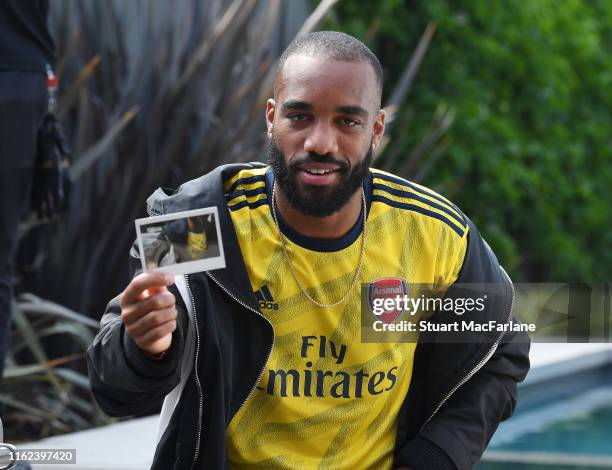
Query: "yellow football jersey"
187 229 207 259
225 166 468 469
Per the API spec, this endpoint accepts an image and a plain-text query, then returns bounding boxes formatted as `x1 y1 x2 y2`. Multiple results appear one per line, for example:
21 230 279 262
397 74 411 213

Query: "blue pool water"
475 366 612 469
491 404 612 455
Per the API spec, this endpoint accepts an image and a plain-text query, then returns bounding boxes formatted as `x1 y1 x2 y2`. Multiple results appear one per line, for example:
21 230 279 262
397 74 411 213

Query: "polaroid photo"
135 206 226 275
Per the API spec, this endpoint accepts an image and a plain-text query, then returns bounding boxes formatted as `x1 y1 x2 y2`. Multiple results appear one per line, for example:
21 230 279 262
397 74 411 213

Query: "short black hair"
274 31 383 106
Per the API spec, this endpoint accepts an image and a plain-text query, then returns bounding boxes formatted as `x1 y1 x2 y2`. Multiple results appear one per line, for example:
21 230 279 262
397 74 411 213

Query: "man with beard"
87 32 529 470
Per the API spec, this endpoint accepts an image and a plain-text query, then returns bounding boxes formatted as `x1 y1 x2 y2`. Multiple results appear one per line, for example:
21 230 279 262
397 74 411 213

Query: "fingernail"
164 273 175 284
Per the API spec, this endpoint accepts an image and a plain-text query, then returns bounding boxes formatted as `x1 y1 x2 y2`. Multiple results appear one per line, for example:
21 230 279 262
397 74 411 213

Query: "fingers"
121 272 175 306
138 318 177 346
120 271 178 355
121 291 176 325
126 306 177 339
145 285 168 297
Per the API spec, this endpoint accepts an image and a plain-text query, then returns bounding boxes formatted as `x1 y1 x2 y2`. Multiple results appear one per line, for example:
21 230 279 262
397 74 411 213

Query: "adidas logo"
253 285 279 310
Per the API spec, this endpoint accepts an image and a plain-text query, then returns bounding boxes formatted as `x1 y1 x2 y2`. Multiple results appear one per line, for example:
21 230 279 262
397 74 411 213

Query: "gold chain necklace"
271 181 367 308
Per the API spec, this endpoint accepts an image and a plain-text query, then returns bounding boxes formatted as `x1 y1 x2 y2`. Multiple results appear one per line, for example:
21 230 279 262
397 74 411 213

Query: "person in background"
0 0 53 412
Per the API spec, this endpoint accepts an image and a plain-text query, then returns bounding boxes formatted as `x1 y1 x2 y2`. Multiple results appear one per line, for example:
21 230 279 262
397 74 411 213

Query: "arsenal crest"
368 277 408 324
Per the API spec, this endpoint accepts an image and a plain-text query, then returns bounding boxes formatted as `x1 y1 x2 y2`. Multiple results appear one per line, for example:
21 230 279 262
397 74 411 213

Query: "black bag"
31 110 72 219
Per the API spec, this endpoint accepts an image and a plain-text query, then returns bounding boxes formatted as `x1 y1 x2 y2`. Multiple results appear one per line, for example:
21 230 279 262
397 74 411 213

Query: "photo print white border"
135 206 226 275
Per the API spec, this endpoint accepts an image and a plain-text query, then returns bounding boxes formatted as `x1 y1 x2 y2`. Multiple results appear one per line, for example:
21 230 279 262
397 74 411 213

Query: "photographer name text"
372 319 536 333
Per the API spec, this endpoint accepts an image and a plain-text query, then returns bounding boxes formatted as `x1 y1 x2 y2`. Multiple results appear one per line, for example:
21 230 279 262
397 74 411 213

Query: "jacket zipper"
186 275 204 470
145 211 274 467
206 272 275 413
147 208 204 468
420 268 516 430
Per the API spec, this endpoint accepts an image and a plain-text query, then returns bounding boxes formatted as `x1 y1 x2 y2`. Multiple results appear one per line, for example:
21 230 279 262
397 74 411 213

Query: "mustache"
288 152 350 171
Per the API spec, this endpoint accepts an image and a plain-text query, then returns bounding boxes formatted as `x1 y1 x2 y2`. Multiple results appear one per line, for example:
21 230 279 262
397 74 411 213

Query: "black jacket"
86 163 530 470
0 0 55 73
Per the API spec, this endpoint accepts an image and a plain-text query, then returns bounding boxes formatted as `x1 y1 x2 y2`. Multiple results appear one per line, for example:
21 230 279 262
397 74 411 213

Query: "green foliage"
323 0 612 281
2 294 111 441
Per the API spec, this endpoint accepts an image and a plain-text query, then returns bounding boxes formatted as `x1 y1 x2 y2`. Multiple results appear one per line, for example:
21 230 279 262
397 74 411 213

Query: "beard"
267 135 372 218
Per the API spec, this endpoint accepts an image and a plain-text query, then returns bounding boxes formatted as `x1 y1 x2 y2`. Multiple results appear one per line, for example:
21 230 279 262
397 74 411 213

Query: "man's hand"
120 272 177 356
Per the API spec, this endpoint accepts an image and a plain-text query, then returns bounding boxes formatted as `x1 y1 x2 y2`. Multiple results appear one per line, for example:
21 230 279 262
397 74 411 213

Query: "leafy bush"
323 0 612 282
1 295 111 441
